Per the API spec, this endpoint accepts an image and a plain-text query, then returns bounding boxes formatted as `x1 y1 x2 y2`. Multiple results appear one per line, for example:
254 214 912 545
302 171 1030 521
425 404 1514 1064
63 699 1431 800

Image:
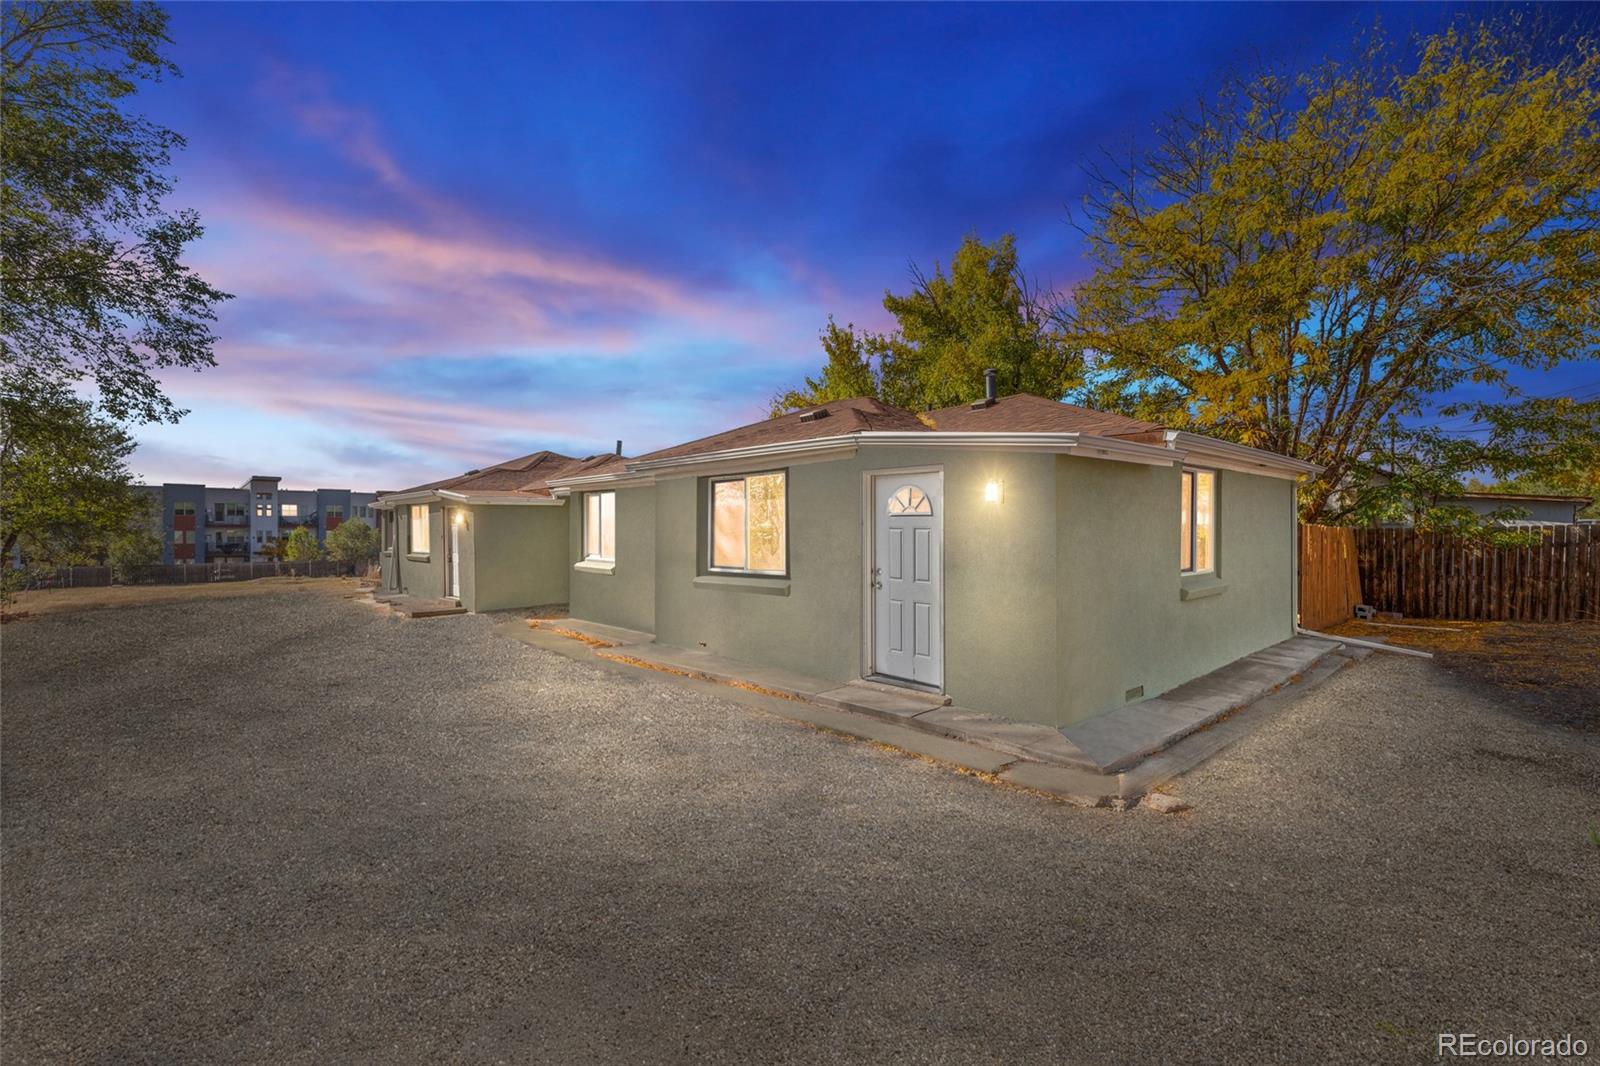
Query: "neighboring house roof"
1449 491 1595 506
633 397 931 463
924 393 1163 439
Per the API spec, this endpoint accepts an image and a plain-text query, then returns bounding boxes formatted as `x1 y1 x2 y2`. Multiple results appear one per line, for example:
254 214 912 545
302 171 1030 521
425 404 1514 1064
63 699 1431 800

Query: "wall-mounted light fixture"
453 510 466 526
984 479 1004 504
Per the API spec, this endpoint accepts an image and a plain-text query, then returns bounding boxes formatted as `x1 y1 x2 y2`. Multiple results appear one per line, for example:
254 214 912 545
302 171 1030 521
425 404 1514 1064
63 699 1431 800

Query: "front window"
1181 469 1215 573
584 491 616 562
256 502 273 517
173 501 195 516
409 505 430 554
280 503 299 518
710 471 786 574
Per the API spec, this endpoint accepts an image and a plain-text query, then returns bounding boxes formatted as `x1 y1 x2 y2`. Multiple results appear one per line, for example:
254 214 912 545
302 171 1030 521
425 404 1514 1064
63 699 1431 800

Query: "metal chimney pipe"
984 367 996 402
615 439 623 456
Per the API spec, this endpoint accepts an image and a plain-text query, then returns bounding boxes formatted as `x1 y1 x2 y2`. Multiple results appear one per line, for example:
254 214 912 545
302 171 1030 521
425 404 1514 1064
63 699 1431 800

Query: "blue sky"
128 2 1593 491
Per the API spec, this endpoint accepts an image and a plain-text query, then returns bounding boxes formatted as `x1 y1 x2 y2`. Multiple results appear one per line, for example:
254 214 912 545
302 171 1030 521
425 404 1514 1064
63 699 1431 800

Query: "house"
532 380 1319 730
1424 490 1593 527
371 450 625 613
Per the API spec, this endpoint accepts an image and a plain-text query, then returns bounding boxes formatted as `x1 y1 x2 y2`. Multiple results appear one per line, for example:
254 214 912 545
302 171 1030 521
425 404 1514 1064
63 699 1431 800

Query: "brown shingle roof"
634 397 930 463
925 393 1163 438
394 450 580 499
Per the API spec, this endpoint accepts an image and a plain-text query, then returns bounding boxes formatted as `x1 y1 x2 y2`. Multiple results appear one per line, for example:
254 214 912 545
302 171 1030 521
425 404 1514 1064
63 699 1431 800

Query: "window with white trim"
583 491 616 562
1180 468 1216 573
280 503 299 518
709 471 786 574
409 504 430 555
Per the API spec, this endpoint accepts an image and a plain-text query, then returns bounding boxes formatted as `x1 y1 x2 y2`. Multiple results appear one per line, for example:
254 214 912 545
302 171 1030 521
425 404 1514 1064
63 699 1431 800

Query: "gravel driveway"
3 585 1596 1064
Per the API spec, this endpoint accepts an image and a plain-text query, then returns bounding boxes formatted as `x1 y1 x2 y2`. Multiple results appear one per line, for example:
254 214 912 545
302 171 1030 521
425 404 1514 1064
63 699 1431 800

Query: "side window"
1181 469 1216 574
410 505 430 554
584 492 616 562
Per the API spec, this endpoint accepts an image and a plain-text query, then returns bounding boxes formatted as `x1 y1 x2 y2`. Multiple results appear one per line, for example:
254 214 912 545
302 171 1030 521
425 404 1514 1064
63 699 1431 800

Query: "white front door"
447 508 461 599
872 472 943 687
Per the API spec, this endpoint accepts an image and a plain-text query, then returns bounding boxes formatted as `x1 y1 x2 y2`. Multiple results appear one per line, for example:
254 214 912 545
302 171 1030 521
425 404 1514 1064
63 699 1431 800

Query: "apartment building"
144 475 379 564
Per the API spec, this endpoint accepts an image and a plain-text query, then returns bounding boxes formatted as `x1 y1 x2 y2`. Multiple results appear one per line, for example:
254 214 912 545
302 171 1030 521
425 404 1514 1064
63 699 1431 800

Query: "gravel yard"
3 585 1596 1064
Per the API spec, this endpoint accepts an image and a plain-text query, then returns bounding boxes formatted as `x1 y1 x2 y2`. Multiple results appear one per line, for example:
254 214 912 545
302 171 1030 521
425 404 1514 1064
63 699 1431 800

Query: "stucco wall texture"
571 446 1297 729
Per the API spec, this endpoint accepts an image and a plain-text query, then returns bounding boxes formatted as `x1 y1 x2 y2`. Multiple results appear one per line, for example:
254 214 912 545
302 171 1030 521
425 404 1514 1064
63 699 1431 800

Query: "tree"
2 1 229 424
0 381 151 565
107 524 160 583
770 318 885 415
325 518 379 570
773 234 1081 413
1060 19 1600 522
281 525 322 562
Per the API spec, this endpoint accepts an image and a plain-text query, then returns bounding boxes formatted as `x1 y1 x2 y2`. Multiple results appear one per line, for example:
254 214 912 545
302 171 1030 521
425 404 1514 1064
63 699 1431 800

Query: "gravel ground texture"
3 584 1597 1064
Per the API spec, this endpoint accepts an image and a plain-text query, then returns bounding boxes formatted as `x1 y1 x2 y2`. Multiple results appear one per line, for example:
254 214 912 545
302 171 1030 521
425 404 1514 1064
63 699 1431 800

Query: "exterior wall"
1453 497 1581 524
568 485 657 633
462 504 570 612
394 502 446 599
1054 459 1296 726
645 446 1295 729
159 483 206 564
649 446 1063 722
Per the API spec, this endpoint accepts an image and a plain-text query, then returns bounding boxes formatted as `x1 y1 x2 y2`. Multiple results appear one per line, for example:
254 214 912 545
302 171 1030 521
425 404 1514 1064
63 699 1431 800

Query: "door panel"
873 472 942 686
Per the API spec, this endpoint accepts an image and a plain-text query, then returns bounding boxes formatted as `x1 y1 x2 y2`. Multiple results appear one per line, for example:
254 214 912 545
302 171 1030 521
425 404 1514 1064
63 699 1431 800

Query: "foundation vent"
1124 685 1144 702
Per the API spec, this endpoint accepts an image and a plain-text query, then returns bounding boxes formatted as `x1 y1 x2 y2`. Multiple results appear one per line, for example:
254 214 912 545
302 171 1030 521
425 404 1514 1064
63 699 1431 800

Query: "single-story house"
539 384 1320 730
372 450 626 613
1414 490 1593 527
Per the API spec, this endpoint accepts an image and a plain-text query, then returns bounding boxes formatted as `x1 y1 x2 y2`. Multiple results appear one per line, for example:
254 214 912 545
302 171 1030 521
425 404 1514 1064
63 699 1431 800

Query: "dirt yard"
2 576 367 622
1329 619 1599 732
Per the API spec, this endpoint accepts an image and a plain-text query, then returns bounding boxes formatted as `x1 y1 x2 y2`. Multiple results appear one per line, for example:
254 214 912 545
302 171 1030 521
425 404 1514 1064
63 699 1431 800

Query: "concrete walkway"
371 593 466 618
528 620 1355 808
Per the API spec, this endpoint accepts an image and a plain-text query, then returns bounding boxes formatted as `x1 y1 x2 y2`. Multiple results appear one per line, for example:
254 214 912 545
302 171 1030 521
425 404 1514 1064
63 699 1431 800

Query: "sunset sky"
129 2 1593 492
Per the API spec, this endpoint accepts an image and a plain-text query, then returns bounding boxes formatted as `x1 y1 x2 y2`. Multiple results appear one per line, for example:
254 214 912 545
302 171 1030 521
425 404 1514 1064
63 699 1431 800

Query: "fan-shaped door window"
886 485 932 515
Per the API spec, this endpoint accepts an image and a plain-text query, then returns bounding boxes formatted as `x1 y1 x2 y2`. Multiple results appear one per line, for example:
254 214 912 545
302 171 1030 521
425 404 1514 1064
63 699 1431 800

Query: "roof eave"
1163 431 1324 479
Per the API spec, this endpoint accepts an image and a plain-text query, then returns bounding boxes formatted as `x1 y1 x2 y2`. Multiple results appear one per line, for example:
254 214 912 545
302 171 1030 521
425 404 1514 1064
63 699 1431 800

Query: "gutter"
1296 626 1433 658
1163 430 1324 478
626 429 1181 476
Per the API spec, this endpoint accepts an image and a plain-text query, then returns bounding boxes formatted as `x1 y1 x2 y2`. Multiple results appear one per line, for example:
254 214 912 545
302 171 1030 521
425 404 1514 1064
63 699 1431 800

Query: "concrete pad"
910 706 1060 752
783 703 1020 774
998 762 1116 808
387 596 466 619
814 681 946 723
1062 636 1345 773
558 618 655 647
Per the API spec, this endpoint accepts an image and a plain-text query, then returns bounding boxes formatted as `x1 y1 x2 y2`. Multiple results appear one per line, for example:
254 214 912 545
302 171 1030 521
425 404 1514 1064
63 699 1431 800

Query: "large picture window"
409 504 430 555
710 471 786 574
584 491 616 562
1181 469 1215 573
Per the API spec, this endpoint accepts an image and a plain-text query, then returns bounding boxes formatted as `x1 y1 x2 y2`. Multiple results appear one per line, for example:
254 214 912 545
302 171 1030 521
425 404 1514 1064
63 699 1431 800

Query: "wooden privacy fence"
1351 525 1600 622
1298 524 1362 630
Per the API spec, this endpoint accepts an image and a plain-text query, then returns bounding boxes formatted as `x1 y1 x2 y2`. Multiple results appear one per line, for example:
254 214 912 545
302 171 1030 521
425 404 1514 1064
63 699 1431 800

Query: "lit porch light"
984 479 1004 504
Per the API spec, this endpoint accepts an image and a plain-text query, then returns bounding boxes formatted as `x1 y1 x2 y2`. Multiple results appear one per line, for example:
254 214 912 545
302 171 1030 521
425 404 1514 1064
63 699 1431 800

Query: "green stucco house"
376 386 1319 730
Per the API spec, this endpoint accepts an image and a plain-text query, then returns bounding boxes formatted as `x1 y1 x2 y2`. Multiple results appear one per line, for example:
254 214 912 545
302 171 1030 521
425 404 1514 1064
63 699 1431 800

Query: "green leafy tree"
2 0 229 423
324 518 379 570
281 525 322 562
107 524 161 583
770 319 885 414
1060 20 1600 522
0 382 151 565
774 234 1081 413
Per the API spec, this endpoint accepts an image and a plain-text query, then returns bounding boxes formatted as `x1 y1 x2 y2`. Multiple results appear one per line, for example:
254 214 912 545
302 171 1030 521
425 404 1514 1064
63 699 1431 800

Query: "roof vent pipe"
615 440 622 456
984 367 997 401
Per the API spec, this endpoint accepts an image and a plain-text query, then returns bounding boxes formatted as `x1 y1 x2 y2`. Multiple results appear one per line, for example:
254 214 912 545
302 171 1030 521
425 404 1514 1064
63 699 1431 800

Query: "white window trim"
1181 467 1216 575
706 470 788 576
583 491 616 563
409 504 431 556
